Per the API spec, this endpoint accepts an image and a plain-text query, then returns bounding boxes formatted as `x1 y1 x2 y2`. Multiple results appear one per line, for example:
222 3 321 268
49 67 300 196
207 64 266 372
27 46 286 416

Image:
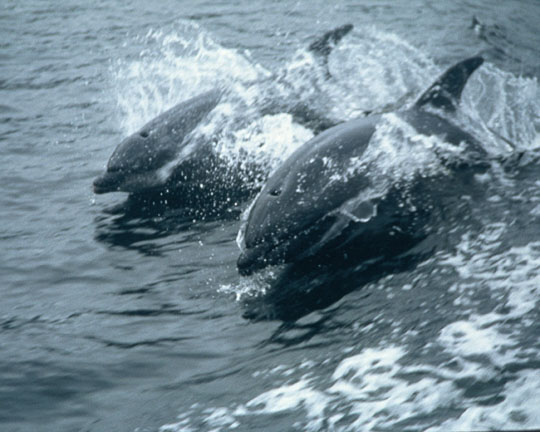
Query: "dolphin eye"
140 131 149 138
269 188 281 197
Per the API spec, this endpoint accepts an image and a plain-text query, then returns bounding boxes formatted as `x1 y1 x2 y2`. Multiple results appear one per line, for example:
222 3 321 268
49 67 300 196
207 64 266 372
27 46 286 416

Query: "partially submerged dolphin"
93 89 222 194
93 24 354 199
237 56 488 276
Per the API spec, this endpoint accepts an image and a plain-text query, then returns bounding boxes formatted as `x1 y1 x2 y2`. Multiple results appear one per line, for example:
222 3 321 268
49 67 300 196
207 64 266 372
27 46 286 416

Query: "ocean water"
1 1 539 431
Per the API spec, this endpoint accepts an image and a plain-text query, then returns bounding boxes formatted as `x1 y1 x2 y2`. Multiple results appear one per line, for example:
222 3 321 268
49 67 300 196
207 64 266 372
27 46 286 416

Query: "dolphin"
236 56 489 276
93 24 354 199
93 89 222 194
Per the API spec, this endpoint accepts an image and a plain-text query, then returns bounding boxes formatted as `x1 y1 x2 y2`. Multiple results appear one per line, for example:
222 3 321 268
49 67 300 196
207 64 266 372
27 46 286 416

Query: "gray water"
1 1 540 431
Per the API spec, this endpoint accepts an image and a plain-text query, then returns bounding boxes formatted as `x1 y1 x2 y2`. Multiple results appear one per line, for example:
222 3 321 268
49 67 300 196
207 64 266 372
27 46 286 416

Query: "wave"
100 21 540 432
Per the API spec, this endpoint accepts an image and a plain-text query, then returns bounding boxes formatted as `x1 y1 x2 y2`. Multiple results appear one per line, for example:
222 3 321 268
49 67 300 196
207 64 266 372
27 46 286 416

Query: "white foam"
244 378 329 418
325 27 438 120
439 315 516 359
216 113 314 177
441 226 540 317
462 62 540 155
156 346 454 431
428 370 540 431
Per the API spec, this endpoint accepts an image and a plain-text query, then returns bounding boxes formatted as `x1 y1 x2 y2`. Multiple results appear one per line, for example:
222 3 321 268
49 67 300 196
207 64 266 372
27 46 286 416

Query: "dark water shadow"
0 359 112 424
242 234 436 329
93 190 246 255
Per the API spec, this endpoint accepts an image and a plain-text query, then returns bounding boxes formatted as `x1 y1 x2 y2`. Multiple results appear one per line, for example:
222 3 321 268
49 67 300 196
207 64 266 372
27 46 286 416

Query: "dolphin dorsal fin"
414 56 484 113
308 24 353 78
308 24 353 57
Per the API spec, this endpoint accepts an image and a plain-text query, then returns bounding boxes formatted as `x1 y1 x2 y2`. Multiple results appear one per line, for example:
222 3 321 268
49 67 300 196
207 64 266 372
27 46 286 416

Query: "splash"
217 113 314 176
324 27 438 120
218 268 276 301
359 113 449 181
462 62 539 154
110 21 270 135
109 23 538 195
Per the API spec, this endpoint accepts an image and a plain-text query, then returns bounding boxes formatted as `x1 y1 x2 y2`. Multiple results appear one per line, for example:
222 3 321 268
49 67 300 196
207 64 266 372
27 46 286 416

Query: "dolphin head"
93 89 221 195
93 127 176 194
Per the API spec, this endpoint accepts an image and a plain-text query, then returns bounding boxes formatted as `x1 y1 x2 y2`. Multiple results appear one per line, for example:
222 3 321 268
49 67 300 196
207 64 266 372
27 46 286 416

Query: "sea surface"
1 1 540 431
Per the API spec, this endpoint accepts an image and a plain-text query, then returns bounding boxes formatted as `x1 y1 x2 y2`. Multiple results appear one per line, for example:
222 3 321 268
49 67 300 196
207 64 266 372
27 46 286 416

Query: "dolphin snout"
93 172 122 194
237 240 293 276
237 243 268 276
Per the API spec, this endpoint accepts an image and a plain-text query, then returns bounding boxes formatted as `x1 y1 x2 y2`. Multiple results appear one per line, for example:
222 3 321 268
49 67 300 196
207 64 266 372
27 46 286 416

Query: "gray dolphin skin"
93 24 354 197
93 89 221 194
237 56 487 276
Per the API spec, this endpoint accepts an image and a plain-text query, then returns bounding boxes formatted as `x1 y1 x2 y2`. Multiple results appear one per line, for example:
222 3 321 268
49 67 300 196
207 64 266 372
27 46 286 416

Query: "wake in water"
90 20 540 432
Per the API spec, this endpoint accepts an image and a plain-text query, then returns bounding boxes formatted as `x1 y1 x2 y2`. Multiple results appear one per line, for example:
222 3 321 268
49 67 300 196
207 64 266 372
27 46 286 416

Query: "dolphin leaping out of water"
93 24 354 201
236 56 488 276
93 89 222 194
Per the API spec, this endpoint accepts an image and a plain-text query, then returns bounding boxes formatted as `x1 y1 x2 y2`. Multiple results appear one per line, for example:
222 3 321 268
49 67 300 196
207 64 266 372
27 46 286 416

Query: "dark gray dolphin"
237 57 488 276
93 89 221 194
93 24 354 198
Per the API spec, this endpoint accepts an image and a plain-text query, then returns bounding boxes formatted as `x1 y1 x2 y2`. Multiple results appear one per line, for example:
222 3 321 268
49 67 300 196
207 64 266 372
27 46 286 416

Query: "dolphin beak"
237 238 297 276
237 243 270 276
93 172 122 194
